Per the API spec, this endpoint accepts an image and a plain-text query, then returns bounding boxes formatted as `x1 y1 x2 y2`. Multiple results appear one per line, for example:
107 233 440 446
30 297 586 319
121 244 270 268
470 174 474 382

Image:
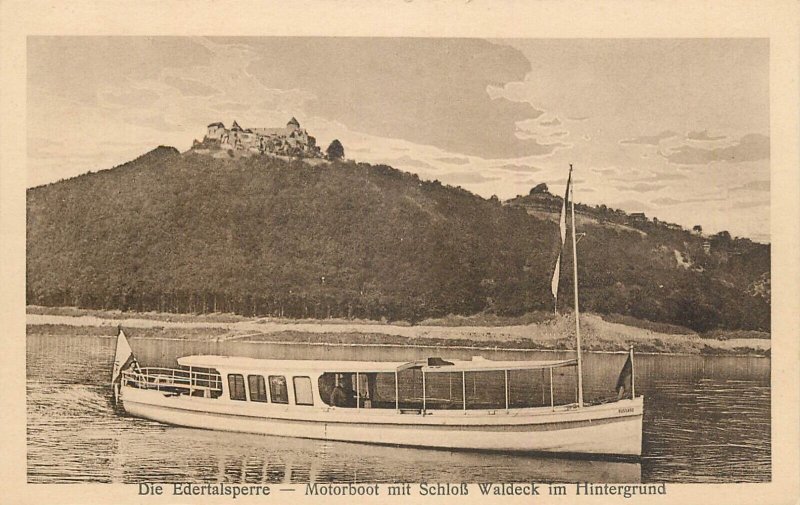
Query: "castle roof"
287 117 300 128
208 122 225 128
231 120 243 131
251 127 286 136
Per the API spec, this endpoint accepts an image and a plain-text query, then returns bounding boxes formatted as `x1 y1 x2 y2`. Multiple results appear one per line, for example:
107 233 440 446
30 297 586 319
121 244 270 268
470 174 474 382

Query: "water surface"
27 334 770 483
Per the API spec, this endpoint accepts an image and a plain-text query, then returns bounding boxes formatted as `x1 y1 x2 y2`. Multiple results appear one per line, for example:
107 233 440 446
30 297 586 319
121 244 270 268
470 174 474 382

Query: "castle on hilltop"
204 117 323 158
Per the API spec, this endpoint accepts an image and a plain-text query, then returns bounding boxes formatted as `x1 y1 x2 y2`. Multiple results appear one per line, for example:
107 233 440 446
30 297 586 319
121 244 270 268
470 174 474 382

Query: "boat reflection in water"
117 426 641 484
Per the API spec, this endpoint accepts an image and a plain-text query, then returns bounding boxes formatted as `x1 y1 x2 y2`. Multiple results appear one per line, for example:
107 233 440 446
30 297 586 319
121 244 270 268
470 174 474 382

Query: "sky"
27 37 770 242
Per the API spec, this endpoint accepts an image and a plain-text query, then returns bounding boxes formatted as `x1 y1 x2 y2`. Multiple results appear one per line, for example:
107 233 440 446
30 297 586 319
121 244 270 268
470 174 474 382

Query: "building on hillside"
205 118 322 158
628 212 647 224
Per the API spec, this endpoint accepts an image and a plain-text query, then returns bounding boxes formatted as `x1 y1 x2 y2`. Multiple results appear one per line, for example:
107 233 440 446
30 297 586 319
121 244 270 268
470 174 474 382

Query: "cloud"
651 197 683 206
239 38 547 158
609 199 653 212
443 171 501 184
619 130 678 145
550 131 568 137
686 130 726 142
211 101 252 113
662 133 769 165
732 200 769 210
730 180 769 192
621 182 667 193
101 88 161 107
507 139 569 156
163 76 219 97
346 146 372 153
28 37 213 106
435 156 470 165
647 172 687 181
122 114 185 132
592 167 617 176
539 117 561 127
378 155 437 170
547 177 586 187
496 163 542 173
651 195 728 206
611 171 688 182
566 116 590 121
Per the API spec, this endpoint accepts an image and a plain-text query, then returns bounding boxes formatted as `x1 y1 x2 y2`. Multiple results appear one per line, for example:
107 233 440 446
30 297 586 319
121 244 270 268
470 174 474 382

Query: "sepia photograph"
2 2 799 504
24 36 771 485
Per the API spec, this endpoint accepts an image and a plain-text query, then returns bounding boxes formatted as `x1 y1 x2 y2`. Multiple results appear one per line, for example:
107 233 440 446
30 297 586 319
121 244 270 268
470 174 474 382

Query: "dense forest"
26 146 770 332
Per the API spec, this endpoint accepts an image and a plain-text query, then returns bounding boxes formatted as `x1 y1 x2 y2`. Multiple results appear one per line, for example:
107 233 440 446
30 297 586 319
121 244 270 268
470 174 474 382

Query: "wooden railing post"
422 371 426 414
504 369 509 412
462 371 466 412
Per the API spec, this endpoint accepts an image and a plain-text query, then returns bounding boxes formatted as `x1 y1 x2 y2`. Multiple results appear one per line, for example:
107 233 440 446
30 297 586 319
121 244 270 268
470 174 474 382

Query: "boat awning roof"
414 357 577 373
177 355 577 374
178 355 409 373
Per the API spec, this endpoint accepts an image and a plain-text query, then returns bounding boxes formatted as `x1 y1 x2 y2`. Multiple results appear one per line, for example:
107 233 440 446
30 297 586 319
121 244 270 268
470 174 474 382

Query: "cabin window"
423 372 464 410
550 367 578 406
464 371 506 410
397 369 424 410
508 369 545 408
293 376 314 406
319 373 354 407
228 374 246 401
319 372 396 408
268 375 288 404
248 375 268 403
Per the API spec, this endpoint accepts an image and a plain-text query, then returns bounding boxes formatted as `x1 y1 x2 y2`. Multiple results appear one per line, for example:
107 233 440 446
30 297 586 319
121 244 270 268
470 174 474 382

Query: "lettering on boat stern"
618 407 635 414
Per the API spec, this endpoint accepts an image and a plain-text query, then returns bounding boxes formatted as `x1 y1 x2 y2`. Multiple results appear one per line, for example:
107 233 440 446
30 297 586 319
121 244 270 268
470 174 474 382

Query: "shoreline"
26 306 770 357
26 332 771 358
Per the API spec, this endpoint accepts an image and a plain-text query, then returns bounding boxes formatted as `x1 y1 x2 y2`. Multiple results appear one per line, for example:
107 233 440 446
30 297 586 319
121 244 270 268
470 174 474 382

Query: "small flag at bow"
111 327 139 403
616 352 633 400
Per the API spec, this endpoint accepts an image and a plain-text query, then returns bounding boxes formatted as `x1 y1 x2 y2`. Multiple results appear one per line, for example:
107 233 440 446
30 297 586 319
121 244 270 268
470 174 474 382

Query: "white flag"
551 253 561 301
111 328 135 385
552 168 572 309
558 170 571 247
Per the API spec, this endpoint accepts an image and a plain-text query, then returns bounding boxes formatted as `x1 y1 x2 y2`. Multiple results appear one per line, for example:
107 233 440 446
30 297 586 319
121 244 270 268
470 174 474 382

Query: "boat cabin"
121 355 582 413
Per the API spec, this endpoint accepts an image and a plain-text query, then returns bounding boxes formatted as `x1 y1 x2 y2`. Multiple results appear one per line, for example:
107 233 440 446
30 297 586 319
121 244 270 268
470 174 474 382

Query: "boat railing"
122 367 222 397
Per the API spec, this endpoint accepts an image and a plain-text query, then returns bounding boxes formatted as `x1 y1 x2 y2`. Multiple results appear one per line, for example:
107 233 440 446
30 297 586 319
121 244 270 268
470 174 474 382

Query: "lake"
26 334 770 484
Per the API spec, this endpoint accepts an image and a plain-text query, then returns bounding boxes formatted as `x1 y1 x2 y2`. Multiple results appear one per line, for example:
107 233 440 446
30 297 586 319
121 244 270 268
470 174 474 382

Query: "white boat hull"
121 386 643 457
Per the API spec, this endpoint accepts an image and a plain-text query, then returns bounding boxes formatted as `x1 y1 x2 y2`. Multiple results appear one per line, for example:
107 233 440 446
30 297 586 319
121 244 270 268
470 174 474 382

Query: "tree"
713 230 732 243
529 183 548 195
692 225 703 235
326 139 344 160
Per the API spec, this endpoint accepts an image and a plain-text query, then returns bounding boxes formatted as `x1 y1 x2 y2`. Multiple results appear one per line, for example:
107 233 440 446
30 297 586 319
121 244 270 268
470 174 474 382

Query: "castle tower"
207 122 225 139
287 117 300 130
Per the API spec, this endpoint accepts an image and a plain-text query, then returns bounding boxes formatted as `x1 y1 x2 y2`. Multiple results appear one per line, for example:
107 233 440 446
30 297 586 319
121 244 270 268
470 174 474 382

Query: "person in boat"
330 376 349 407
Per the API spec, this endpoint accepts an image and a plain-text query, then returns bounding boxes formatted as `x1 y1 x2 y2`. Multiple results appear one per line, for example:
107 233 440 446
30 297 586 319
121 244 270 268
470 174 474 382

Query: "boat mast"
569 164 584 408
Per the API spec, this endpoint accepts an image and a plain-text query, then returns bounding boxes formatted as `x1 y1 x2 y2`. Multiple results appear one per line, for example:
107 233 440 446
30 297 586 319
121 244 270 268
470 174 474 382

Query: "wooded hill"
26 147 770 332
